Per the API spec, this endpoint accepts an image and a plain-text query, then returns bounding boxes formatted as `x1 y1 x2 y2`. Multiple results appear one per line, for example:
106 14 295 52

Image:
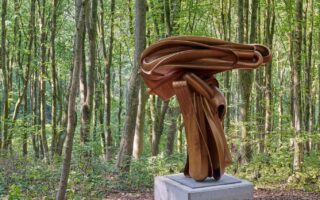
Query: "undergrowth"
0 146 319 199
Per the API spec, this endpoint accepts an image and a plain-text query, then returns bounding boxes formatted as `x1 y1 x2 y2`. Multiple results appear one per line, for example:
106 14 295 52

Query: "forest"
0 0 319 199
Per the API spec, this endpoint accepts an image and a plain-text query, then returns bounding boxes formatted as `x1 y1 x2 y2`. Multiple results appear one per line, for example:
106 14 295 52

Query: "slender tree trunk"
22 0 35 156
79 0 97 147
51 0 59 157
292 0 303 172
263 0 275 153
57 74 72 156
277 50 284 141
318 32 320 150
305 0 313 153
118 44 123 144
79 22 87 144
23 87 28 156
12 0 30 122
39 0 50 162
31 71 39 158
238 0 252 163
133 83 148 159
166 107 178 156
100 0 115 161
1 0 8 150
151 100 169 156
127 0 134 35
86 0 97 129
256 3 265 153
56 0 87 199
116 0 146 170
223 0 232 131
164 0 172 36
176 115 183 153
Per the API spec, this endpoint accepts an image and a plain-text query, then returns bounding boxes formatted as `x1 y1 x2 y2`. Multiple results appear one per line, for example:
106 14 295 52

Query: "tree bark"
56 0 87 199
1 0 8 150
263 0 275 153
116 0 146 170
39 0 50 162
318 30 320 150
51 0 59 157
100 0 115 161
176 115 183 153
151 100 169 156
118 44 123 144
305 0 313 153
222 0 231 131
292 0 303 172
166 107 179 156
133 83 148 159
238 0 252 163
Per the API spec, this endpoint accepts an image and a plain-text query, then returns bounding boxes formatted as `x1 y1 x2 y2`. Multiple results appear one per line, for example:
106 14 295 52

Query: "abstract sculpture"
140 36 271 181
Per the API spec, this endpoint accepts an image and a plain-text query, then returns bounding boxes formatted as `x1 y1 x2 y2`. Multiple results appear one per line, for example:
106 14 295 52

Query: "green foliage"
228 129 320 192
0 151 185 198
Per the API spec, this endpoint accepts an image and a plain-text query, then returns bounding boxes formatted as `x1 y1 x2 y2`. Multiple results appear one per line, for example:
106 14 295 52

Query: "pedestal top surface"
166 173 241 189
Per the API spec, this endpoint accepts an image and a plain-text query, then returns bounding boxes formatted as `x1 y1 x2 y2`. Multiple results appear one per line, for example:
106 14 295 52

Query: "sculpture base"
154 173 253 200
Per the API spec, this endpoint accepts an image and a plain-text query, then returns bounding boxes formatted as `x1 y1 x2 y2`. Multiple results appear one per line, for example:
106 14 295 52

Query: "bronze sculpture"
140 36 271 181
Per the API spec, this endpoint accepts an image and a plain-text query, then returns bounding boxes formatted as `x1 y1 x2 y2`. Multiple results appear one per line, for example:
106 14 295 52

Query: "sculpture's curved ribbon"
140 36 271 181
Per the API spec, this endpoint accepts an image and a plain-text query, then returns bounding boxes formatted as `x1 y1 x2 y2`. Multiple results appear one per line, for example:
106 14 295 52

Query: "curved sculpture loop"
140 36 271 181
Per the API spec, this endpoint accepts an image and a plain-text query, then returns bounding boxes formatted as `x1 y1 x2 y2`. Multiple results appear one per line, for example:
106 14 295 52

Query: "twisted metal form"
140 36 271 181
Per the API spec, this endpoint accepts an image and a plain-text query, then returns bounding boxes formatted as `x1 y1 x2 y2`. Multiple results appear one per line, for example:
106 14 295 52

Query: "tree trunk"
318 32 320 150
176 115 183 153
39 0 50 162
57 74 71 156
292 0 303 172
238 0 252 163
56 0 87 198
100 0 115 161
223 0 232 131
31 71 39 159
151 100 169 156
79 0 97 147
1 0 8 150
22 0 36 156
305 0 313 153
51 0 59 157
23 86 28 156
116 0 146 170
277 50 285 141
263 0 275 153
118 44 123 144
133 83 148 159
166 107 179 156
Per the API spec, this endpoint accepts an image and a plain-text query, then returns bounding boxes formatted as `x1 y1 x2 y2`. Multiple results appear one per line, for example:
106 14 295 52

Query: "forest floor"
105 189 320 200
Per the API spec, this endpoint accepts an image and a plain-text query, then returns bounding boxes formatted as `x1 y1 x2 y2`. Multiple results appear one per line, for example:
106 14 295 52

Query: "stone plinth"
154 173 253 200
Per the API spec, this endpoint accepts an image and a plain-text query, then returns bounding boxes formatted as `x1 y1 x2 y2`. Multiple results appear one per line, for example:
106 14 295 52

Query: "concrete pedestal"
154 173 253 200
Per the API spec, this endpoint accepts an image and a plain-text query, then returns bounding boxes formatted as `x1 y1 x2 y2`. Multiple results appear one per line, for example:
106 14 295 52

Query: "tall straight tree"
51 0 59 157
262 0 275 153
132 82 147 159
305 0 314 152
292 0 303 171
238 0 253 163
116 0 146 170
79 0 97 145
1 0 8 150
39 0 50 162
56 0 87 198
223 0 232 131
101 0 115 161
318 32 320 150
